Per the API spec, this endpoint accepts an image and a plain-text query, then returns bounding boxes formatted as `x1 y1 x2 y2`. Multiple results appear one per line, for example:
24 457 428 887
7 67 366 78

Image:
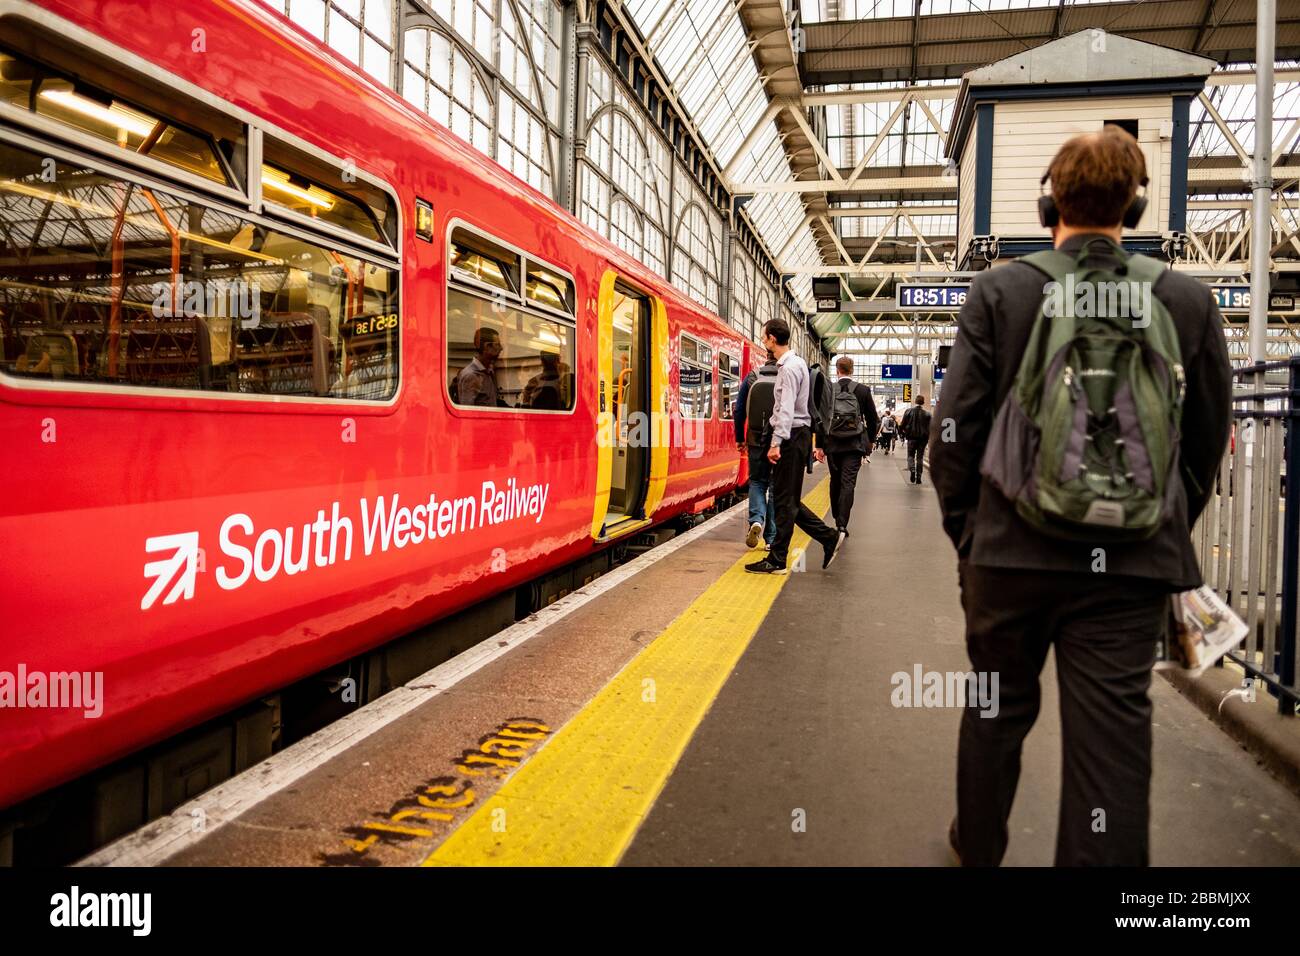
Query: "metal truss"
725 87 957 196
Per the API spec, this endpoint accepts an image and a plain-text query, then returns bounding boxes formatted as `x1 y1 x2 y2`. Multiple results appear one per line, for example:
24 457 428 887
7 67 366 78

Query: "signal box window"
447 226 576 411
679 334 713 419
1104 119 1139 139
0 143 399 401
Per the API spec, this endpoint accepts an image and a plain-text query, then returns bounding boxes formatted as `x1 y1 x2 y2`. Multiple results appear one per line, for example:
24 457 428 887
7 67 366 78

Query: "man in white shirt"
745 318 843 574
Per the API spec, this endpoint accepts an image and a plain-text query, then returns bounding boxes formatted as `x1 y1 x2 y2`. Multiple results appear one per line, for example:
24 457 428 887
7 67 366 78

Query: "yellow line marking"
422 477 832 867
668 460 740 482
365 822 435 838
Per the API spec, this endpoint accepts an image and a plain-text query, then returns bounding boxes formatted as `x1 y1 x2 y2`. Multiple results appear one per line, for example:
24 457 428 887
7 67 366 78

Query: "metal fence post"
1279 356 1300 713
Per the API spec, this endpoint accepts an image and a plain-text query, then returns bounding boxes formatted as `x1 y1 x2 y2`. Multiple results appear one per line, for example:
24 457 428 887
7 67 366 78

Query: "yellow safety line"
666 460 739 482
423 478 832 867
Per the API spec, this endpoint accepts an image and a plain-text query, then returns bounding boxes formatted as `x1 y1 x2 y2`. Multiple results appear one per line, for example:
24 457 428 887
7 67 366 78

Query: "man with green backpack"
930 126 1232 866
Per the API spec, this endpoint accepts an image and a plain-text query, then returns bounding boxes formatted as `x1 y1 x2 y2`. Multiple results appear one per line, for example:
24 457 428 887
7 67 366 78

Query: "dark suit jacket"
824 378 881 455
929 233 1233 589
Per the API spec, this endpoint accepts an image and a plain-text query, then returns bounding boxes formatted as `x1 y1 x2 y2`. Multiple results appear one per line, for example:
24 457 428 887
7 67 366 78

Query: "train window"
0 47 230 186
0 142 399 401
446 225 575 412
260 138 398 249
451 232 518 293
718 350 740 419
679 334 713 419
260 162 385 246
525 262 575 316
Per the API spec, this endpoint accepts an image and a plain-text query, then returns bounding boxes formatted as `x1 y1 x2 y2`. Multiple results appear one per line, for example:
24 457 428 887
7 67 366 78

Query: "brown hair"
763 317 790 346
836 355 853 375
1048 126 1147 228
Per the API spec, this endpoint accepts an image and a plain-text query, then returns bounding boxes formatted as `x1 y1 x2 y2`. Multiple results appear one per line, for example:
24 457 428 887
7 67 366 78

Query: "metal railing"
1193 357 1300 714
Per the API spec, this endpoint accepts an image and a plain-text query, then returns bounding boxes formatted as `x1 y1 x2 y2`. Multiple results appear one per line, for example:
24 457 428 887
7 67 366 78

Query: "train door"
608 284 648 524
592 271 668 539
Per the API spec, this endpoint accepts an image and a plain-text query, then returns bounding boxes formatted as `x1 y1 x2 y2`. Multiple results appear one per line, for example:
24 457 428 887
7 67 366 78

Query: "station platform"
83 458 1300 867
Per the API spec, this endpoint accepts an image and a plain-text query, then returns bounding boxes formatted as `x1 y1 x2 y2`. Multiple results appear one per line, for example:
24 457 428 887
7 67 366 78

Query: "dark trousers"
769 426 838 567
907 438 928 479
956 562 1167 866
827 449 862 530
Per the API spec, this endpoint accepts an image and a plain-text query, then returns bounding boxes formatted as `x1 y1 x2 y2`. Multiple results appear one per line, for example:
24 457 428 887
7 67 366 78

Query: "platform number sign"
881 364 912 380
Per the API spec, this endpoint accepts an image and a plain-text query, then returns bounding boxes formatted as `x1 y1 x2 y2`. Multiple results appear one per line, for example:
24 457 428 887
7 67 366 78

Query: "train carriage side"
0 0 610 809
658 296 744 515
0 0 746 811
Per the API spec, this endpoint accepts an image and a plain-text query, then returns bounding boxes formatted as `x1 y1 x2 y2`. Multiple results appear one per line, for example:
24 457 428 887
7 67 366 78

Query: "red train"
0 0 757 813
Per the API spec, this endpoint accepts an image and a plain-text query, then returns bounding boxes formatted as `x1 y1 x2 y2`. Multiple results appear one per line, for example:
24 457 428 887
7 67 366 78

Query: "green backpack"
980 238 1186 541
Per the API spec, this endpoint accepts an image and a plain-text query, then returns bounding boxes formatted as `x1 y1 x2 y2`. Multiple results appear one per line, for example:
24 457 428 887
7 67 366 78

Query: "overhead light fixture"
39 89 158 138
261 167 336 210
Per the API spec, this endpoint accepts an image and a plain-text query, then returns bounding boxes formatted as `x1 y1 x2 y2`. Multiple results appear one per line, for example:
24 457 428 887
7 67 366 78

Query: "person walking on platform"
930 126 1232 867
878 410 897 455
744 318 842 575
735 350 779 550
900 393 931 484
824 356 879 536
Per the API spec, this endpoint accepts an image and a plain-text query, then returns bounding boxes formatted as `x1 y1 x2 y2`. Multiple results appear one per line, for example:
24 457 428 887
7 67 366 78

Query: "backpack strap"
1014 250 1082 409
1022 236 1130 284
1123 253 1183 363
1020 249 1078 286
1017 238 1128 370
1123 252 1164 286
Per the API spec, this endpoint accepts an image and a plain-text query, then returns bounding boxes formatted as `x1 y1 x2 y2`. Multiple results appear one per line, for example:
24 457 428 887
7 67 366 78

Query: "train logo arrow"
142 532 200 610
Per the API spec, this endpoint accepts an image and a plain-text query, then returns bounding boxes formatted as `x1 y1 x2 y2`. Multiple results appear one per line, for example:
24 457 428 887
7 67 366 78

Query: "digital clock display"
1209 285 1251 314
897 284 971 311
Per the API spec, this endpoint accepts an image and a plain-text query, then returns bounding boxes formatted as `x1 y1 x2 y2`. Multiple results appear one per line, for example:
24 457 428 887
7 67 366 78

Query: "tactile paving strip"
423 479 832 866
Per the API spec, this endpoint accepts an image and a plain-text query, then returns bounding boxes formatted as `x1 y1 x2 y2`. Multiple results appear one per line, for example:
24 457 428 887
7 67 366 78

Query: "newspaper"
1155 585 1249 678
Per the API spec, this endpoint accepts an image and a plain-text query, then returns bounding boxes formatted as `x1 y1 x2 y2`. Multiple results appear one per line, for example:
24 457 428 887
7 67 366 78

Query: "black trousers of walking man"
907 437 928 482
956 563 1167 865
827 450 862 531
769 426 838 568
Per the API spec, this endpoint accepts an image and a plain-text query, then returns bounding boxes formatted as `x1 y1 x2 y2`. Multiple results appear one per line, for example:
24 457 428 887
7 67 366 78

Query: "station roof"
796 0 1300 86
621 0 1300 309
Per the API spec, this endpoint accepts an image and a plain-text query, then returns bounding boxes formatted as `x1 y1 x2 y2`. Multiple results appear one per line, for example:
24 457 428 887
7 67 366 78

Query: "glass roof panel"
626 0 771 171
800 0 1133 23
1191 67 1300 159
624 2 819 283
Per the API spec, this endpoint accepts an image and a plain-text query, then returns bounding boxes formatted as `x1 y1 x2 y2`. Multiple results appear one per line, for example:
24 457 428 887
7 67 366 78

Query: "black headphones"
1038 170 1149 230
